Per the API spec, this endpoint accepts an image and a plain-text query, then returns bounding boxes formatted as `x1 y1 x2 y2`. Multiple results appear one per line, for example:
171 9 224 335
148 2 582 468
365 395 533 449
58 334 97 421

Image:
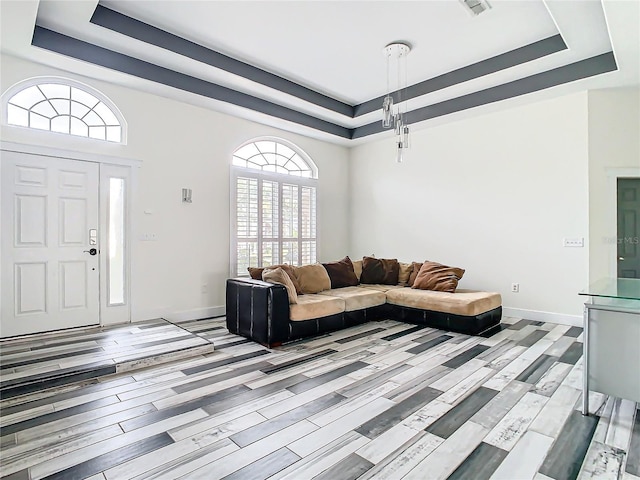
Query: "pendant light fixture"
382 42 411 163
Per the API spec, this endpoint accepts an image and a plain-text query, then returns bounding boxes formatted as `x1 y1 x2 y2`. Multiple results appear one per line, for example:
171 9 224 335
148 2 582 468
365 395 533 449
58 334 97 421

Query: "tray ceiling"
1 0 638 144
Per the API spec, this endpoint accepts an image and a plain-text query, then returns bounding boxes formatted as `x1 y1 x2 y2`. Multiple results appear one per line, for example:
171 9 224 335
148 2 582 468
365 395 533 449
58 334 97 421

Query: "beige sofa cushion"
295 263 331 294
262 267 297 304
249 264 302 294
357 284 404 293
386 288 501 316
398 262 413 286
289 294 345 321
318 286 386 311
352 260 362 281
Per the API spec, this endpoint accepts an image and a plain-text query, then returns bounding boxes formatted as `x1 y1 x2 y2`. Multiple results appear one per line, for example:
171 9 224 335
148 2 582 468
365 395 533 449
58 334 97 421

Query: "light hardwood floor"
0 317 638 480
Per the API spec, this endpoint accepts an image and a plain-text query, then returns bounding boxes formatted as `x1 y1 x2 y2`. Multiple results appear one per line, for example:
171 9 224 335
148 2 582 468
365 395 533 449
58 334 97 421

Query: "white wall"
587 88 640 283
349 92 590 320
4 51 635 326
0 54 351 322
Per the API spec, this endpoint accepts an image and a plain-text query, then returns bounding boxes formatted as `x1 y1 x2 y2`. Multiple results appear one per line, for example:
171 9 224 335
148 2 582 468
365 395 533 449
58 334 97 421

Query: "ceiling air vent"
460 0 492 16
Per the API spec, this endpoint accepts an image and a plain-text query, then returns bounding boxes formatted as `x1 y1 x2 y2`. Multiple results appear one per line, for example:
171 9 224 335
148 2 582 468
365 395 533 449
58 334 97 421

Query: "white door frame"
1 141 140 328
606 167 640 278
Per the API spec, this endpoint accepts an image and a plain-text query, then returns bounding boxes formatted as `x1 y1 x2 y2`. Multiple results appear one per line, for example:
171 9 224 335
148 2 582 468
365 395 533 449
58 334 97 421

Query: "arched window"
2 77 126 143
231 138 318 276
232 139 317 178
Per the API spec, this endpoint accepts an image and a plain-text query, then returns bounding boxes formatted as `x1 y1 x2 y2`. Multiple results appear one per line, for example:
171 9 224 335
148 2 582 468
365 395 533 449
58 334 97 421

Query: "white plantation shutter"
301 185 317 265
261 180 279 266
281 183 300 267
235 177 258 274
232 140 317 276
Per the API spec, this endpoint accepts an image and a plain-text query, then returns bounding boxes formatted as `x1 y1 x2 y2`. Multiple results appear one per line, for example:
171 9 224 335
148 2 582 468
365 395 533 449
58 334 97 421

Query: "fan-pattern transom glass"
233 140 315 178
6 82 123 142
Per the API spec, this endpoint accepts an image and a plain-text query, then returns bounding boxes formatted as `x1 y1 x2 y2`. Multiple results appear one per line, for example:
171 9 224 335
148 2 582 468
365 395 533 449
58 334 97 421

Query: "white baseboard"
164 306 226 323
132 307 169 322
133 305 226 323
502 307 582 327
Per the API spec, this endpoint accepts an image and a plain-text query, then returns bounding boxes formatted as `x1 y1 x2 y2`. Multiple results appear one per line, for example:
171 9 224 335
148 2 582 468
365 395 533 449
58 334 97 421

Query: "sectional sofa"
226 257 502 347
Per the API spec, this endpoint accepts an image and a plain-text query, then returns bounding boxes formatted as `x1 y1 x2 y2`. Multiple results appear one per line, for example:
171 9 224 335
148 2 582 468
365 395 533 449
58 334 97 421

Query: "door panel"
60 261 88 309
16 194 48 246
59 170 88 190
617 178 640 279
15 262 47 315
1 152 100 337
59 198 87 245
15 165 46 186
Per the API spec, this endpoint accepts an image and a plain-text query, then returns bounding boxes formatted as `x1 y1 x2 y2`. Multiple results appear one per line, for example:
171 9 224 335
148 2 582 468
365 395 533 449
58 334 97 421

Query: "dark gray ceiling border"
353 34 567 117
352 52 617 138
89 3 567 121
31 27 616 141
31 26 353 139
90 4 354 117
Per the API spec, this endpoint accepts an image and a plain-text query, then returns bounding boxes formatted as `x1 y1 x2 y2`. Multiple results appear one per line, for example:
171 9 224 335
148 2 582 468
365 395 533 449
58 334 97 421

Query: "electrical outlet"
563 237 584 247
201 284 208 293
511 283 520 293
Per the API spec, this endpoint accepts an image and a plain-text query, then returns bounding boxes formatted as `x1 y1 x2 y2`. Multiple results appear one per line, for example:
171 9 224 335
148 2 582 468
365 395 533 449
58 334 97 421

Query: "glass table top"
579 277 640 301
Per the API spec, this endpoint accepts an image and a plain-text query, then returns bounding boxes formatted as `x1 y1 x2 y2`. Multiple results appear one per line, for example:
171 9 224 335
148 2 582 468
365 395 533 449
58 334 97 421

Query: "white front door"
1 152 100 337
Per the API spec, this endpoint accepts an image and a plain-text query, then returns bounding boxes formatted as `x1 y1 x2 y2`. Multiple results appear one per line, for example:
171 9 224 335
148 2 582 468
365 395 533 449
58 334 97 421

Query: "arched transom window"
3 79 125 143
232 140 317 178
231 138 318 276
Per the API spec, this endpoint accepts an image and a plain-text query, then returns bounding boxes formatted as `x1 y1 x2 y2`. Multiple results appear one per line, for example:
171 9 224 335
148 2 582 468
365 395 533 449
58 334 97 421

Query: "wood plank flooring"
1 316 638 480
0 320 214 399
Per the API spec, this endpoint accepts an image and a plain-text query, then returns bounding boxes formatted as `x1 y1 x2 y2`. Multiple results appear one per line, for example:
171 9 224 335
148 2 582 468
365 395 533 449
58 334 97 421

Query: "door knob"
83 248 98 256
619 257 625 261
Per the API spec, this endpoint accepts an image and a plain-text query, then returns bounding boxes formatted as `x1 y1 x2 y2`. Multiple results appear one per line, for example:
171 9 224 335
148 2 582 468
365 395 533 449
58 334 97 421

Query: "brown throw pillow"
248 264 302 294
295 263 331 294
360 256 400 285
247 267 264 280
322 256 359 289
398 262 413 286
262 267 298 304
408 262 423 287
412 261 465 292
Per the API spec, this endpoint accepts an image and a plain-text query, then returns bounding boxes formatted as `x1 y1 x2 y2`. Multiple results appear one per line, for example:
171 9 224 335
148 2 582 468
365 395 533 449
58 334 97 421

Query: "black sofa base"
283 304 501 347
226 278 502 347
386 304 502 336
288 305 388 345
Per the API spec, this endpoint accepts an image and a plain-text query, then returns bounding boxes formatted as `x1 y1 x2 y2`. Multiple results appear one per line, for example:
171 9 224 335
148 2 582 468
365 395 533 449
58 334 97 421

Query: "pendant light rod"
382 42 412 161
382 42 411 101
